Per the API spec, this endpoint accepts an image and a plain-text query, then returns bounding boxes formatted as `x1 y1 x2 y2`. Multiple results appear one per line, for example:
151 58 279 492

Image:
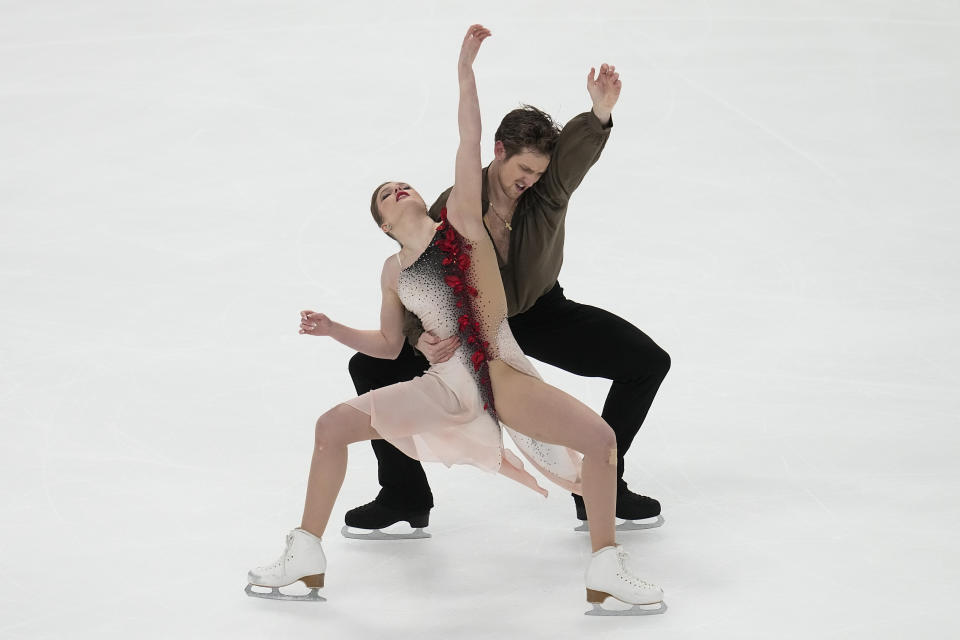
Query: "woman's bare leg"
300 403 380 538
488 360 618 552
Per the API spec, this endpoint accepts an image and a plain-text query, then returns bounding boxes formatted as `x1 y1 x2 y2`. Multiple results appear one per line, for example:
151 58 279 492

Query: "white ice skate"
245 528 327 602
584 545 666 616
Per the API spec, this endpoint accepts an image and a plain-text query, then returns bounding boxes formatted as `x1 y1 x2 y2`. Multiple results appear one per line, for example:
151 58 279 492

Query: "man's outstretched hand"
588 63 621 125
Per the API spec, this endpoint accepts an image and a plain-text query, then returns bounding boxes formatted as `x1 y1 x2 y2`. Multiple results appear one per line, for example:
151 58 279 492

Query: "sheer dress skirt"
344 327 582 497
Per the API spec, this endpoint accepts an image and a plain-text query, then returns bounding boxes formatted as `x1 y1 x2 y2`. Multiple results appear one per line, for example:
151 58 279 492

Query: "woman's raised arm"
445 24 491 239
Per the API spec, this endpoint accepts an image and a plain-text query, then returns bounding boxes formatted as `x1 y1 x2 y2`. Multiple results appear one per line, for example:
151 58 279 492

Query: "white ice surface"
2 1 959 638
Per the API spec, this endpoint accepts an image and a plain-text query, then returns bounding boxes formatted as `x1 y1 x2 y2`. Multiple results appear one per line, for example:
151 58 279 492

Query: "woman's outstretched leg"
300 403 380 538
247 403 378 600
487 360 664 612
487 360 618 552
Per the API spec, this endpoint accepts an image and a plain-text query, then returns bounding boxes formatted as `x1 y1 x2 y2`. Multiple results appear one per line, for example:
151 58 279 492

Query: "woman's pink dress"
344 210 582 496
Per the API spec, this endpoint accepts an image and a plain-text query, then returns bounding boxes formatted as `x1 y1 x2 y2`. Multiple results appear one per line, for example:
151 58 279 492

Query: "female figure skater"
246 24 664 616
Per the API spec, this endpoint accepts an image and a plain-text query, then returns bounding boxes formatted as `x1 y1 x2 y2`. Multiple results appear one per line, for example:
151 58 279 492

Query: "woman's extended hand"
299 310 332 336
459 24 491 67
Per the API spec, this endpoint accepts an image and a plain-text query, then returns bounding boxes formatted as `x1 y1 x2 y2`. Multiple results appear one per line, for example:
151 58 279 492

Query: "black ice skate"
573 489 665 532
341 500 431 540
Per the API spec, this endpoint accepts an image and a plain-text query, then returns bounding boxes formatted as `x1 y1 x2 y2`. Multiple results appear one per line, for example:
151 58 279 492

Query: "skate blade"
585 599 667 616
340 525 431 540
245 583 326 602
574 515 665 533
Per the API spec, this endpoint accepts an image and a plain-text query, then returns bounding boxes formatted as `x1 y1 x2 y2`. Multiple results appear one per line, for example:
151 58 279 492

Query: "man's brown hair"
494 105 562 160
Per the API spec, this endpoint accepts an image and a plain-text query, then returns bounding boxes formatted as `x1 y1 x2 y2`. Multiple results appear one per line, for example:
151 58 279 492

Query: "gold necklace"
488 201 513 231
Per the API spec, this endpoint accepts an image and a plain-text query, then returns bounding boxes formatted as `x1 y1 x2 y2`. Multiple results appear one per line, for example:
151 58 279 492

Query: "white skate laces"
615 547 660 591
259 531 295 573
281 531 296 567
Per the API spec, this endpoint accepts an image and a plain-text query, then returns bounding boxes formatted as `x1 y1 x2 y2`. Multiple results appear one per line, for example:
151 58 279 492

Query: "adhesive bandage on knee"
607 448 618 466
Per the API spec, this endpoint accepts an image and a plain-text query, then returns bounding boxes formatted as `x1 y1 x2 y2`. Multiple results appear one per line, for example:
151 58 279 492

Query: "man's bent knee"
657 348 671 378
348 352 374 384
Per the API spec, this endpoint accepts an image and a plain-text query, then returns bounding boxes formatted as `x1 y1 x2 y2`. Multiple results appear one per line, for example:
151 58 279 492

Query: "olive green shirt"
404 110 612 346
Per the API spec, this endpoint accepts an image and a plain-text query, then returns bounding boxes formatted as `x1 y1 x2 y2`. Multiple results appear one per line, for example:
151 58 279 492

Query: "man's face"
494 142 550 200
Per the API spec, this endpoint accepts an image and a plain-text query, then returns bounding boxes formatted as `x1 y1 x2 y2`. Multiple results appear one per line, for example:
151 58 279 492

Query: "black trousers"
347 281 671 511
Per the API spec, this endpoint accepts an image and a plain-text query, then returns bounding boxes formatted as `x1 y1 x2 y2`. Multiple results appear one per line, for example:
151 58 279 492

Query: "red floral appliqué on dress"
435 207 496 416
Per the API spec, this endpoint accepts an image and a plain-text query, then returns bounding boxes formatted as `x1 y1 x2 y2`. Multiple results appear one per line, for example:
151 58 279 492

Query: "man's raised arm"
536 63 621 209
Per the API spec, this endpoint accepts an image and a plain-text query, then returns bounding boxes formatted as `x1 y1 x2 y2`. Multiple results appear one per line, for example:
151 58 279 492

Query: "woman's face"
376 181 426 230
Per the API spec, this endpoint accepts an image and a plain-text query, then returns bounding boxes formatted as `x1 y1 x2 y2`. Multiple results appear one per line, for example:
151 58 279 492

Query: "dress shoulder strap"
395 253 403 268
